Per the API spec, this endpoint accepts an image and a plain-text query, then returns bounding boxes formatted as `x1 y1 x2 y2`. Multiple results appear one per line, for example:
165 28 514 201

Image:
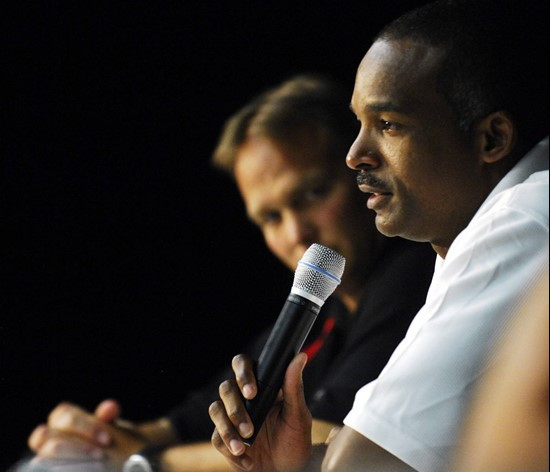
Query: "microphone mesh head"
292 244 346 305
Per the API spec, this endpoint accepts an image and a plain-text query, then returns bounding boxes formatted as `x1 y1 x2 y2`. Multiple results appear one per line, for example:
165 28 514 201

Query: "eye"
380 120 396 130
293 182 332 210
379 118 405 134
304 183 330 201
258 211 281 227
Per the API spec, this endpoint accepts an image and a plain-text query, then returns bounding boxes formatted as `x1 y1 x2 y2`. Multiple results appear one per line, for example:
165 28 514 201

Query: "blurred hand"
28 399 146 468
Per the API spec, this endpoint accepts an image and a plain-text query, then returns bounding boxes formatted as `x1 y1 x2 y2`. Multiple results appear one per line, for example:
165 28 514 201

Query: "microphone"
243 243 345 445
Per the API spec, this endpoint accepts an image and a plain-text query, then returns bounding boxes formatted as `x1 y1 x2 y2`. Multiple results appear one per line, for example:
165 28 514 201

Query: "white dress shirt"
344 137 549 471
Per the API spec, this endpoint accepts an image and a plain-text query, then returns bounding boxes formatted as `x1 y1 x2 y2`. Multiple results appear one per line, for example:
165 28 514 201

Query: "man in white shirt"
209 0 549 471
341 138 548 471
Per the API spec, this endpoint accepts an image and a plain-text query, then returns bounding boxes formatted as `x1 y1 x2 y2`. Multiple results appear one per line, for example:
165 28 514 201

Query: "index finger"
231 354 257 400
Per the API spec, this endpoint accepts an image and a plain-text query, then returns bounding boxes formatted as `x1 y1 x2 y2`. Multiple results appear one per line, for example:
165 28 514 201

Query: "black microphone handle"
243 293 320 446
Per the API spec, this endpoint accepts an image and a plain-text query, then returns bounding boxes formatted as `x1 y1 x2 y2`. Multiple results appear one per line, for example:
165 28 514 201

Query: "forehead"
234 136 333 181
233 136 328 210
352 39 447 114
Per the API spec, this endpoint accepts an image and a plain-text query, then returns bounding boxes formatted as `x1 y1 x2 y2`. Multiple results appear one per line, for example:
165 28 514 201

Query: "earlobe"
477 112 516 164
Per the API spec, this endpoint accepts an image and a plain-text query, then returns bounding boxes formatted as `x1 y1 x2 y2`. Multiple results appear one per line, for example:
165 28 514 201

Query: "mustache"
356 171 389 191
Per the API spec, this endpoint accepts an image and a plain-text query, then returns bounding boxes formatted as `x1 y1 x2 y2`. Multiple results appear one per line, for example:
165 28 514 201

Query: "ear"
476 111 516 164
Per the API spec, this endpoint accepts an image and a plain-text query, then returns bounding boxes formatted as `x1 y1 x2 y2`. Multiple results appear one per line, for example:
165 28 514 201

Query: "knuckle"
226 407 241 424
49 402 72 423
216 423 234 441
208 401 222 418
208 413 235 442
218 379 235 396
41 437 65 456
55 401 73 413
231 354 247 368
211 429 224 448
231 353 242 364
28 424 48 450
235 372 248 386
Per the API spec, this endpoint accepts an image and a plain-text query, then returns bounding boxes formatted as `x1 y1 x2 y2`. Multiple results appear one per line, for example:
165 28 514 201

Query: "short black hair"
376 0 549 151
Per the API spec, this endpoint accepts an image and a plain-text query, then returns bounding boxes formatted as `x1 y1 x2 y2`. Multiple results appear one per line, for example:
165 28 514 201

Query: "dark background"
2 1 428 467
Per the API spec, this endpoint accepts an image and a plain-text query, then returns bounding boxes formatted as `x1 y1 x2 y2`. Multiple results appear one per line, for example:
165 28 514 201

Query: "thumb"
282 352 310 418
94 399 121 422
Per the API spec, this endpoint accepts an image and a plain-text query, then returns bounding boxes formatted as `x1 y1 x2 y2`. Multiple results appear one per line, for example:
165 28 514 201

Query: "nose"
346 133 381 171
284 211 317 253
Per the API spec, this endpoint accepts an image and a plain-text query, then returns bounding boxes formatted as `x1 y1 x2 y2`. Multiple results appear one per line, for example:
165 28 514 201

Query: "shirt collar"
437 136 549 268
478 136 549 215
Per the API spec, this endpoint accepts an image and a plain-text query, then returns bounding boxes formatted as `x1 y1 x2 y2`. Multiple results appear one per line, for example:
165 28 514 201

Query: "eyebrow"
349 101 405 115
247 172 332 223
246 203 268 225
247 211 262 225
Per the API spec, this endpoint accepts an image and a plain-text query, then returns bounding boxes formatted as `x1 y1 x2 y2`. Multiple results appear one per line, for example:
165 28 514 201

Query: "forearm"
303 444 327 472
322 426 415 471
136 417 179 446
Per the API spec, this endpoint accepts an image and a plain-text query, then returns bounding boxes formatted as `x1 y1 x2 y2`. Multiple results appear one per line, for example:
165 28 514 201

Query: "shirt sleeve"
344 182 549 471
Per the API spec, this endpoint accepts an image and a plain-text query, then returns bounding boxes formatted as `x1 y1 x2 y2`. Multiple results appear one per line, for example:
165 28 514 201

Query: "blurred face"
347 40 489 251
234 134 377 291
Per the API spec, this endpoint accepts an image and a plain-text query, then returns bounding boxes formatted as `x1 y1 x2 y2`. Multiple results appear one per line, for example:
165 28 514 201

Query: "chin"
376 213 426 241
374 216 400 238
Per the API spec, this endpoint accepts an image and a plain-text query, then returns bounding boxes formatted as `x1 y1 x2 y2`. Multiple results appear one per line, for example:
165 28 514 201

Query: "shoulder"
484 169 548 226
455 169 548 257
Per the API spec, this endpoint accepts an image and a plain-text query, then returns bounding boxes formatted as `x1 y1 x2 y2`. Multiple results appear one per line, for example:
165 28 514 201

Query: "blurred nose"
284 211 317 258
346 132 381 171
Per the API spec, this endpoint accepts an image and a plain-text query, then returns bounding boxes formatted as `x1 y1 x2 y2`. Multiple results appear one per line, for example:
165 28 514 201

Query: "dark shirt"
168 237 436 440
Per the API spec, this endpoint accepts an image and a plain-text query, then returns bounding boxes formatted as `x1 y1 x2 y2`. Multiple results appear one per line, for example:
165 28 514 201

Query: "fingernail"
241 457 253 470
230 439 245 455
96 430 111 446
239 422 253 438
243 384 255 399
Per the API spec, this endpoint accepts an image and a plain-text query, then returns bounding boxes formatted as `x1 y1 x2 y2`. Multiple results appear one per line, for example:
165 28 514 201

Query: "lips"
366 192 391 210
355 172 392 210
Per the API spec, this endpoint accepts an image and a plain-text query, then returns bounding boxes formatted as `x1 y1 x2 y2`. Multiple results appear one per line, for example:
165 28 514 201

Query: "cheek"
314 204 342 226
391 172 445 233
391 176 423 217
310 204 349 240
317 184 357 221
317 192 365 233
264 231 294 269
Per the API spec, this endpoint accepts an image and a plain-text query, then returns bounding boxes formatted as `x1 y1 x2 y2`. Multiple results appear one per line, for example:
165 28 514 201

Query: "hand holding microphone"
243 243 345 445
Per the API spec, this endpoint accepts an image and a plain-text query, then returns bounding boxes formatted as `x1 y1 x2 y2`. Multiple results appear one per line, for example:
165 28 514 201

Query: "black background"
2 1 428 467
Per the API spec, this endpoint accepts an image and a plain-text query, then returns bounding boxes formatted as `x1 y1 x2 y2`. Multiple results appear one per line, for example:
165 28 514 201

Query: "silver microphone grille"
291 244 346 306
